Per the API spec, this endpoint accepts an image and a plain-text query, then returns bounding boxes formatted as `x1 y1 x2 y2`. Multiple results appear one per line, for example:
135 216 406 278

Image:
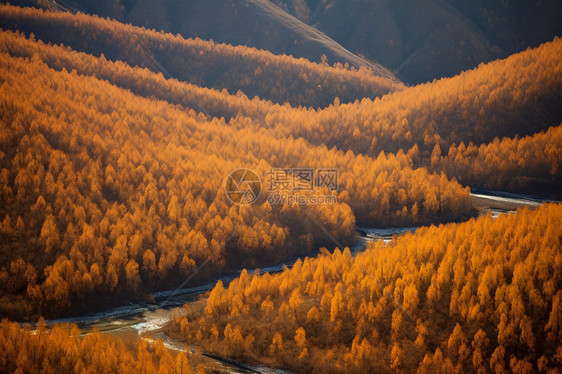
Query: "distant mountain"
15 0 396 80
0 4 402 107
13 0 561 84
282 0 562 83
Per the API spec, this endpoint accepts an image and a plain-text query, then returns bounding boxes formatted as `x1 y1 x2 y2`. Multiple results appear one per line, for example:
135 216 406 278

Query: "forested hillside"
3 28 560 200
0 320 198 374
11 0 392 77
0 4 402 108
28 0 562 84
1 6 560 321
254 37 562 156
169 203 562 373
0 2 560 373
435 124 562 197
0 29 281 122
0 39 471 319
232 37 562 196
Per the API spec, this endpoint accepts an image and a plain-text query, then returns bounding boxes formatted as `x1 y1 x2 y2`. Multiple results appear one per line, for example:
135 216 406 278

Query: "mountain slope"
0 4 402 108
34 0 562 84
276 0 562 84
15 0 397 80
247 38 562 159
168 203 562 372
0 33 471 319
4 27 559 200
22 0 561 85
435 124 562 197
4 19 558 201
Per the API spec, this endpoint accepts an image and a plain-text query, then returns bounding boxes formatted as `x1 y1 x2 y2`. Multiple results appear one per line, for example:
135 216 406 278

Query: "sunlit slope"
435 124 562 197
0 4 403 108
215 38 562 196
3 28 560 200
4 28 559 199
169 203 562 373
0 29 470 227
252 38 562 160
0 321 195 374
0 29 281 122
0 50 470 320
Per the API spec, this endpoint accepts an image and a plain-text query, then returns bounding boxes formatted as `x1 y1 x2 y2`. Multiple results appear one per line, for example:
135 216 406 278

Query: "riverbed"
46 189 553 373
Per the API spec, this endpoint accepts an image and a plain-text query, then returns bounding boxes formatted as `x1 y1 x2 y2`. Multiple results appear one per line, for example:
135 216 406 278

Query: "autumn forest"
0 2 560 373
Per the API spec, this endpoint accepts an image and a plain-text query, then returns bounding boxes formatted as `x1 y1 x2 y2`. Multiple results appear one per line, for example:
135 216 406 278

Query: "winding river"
45 189 551 373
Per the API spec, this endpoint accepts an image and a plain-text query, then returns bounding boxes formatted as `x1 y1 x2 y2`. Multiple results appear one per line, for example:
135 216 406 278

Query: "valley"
44 190 550 373
0 2 560 373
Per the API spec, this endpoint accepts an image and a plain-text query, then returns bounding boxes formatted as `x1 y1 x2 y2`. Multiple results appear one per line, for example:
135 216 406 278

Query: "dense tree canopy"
169 204 562 373
1 27 559 198
0 4 560 372
0 320 201 374
256 37 562 157
0 35 471 319
435 124 562 196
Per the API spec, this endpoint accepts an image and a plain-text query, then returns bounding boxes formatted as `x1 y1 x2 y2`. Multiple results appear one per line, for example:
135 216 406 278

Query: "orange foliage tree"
169 204 562 373
0 37 471 319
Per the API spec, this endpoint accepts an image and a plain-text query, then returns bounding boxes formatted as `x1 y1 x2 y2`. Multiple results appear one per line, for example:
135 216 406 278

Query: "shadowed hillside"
21 0 562 84
282 0 562 83
4 0 397 78
0 4 402 108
